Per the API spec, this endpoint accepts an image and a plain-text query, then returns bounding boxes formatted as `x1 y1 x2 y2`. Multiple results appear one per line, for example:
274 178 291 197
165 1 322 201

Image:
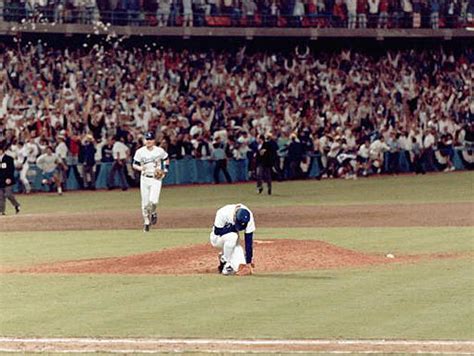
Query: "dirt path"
1 202 472 232
0 337 473 354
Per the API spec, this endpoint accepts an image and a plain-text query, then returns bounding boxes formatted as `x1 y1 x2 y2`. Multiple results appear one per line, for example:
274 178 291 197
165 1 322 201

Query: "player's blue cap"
235 208 251 231
144 131 155 140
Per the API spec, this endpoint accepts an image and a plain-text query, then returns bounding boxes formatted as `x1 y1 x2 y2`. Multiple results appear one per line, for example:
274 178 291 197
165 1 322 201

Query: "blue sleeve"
244 232 253 264
214 223 237 236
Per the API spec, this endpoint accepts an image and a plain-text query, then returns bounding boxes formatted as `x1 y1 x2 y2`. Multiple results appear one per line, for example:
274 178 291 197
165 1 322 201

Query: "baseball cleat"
221 263 235 275
15 205 20 214
217 253 226 273
143 224 150 232
151 213 158 225
218 263 225 273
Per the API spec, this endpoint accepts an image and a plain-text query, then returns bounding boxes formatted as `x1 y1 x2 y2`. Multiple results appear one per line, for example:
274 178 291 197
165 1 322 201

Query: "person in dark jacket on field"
266 132 282 180
255 134 276 195
411 136 425 174
0 141 21 215
81 134 97 190
286 133 305 180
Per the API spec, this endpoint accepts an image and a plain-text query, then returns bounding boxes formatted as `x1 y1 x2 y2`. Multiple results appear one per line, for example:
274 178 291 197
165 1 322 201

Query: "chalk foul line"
0 337 473 354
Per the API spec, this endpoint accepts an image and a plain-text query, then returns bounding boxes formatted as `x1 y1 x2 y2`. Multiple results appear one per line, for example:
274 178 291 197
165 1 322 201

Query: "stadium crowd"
0 41 473 192
1 0 473 28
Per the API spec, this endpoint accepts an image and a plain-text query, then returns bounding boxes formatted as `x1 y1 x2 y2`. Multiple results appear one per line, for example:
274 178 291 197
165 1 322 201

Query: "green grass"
0 172 473 341
4 172 473 214
1 227 473 339
0 258 472 339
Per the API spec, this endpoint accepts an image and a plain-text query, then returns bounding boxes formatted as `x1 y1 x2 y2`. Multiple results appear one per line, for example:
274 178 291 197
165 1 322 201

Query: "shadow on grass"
252 273 334 280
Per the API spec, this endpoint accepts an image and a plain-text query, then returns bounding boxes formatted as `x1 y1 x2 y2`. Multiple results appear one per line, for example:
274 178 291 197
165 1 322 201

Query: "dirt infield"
2 239 470 275
1 337 473 354
1 202 473 232
1 201 472 275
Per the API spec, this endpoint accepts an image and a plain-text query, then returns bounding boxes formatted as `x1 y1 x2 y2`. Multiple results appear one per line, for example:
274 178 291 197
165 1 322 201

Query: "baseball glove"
154 169 166 179
236 264 254 276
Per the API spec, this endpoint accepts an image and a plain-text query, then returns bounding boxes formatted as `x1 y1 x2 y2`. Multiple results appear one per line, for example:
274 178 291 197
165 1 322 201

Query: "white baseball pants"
20 163 31 193
210 231 246 271
140 176 162 224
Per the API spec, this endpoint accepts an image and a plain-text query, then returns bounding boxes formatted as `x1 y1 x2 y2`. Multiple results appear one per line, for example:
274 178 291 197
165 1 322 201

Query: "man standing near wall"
108 136 129 191
81 135 97 190
15 141 31 194
387 131 400 174
55 135 69 192
422 128 436 172
25 137 39 173
211 138 232 184
255 134 275 195
0 141 21 215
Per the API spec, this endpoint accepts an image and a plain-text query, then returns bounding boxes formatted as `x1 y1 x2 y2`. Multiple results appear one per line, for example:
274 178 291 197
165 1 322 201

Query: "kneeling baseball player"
210 204 255 275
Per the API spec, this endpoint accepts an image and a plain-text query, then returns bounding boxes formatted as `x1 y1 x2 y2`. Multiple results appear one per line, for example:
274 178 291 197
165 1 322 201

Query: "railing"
12 148 471 193
1 4 472 29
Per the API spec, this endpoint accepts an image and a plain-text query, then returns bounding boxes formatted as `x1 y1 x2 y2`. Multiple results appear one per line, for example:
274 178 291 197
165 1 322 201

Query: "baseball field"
0 172 473 354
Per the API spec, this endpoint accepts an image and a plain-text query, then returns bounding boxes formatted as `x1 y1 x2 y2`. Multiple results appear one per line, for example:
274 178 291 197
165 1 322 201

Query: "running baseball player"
132 132 169 232
15 141 31 194
210 204 255 275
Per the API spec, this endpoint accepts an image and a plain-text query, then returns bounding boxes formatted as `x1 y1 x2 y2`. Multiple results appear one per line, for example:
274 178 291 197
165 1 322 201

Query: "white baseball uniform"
17 146 31 193
25 142 39 164
210 204 256 273
133 145 169 225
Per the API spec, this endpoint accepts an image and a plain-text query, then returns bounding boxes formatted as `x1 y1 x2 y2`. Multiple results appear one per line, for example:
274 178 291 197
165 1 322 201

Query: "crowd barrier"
12 148 470 192
13 158 250 192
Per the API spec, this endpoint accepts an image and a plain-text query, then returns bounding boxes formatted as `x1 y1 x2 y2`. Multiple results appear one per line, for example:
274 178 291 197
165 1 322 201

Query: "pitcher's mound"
9 240 407 275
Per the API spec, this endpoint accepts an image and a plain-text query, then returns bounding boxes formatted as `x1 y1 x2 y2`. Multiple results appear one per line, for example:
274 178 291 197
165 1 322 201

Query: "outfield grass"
3 172 473 214
0 172 473 341
0 257 472 339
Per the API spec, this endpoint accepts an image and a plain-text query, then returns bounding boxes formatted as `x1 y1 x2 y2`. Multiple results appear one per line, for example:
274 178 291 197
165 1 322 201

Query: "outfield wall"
13 148 471 192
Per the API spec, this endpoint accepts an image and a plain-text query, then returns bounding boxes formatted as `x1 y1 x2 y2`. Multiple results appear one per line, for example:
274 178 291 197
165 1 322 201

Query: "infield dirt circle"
1 202 472 275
